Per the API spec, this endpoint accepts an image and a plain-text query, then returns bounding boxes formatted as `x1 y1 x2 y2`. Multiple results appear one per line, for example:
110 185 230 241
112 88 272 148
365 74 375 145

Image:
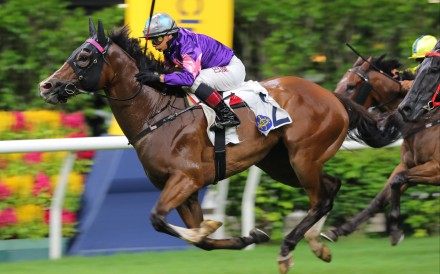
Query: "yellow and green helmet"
409 35 438 59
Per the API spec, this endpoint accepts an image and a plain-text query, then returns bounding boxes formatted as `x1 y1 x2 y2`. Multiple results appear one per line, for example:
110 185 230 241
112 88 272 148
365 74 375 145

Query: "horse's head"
39 18 112 104
334 54 405 112
335 56 373 104
398 40 440 122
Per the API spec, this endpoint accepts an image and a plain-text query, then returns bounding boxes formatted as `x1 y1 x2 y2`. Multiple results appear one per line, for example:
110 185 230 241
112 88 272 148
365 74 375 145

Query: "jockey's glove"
135 70 160 84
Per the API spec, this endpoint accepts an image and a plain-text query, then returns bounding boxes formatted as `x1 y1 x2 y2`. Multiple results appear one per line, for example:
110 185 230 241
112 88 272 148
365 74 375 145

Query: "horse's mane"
372 54 415 81
353 54 415 81
109 26 170 73
109 26 185 95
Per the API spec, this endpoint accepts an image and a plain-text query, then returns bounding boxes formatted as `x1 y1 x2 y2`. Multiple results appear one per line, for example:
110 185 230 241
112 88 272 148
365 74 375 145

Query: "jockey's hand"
400 80 413 92
135 70 160 84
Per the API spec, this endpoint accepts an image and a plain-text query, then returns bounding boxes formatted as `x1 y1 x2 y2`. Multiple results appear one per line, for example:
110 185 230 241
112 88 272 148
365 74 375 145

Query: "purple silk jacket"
163 28 234 86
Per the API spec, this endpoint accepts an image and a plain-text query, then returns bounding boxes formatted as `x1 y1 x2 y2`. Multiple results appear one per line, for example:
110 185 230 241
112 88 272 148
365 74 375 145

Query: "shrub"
0 110 93 239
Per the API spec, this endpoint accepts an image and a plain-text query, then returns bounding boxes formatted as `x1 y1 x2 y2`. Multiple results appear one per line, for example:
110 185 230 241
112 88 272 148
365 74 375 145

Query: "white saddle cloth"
190 80 292 145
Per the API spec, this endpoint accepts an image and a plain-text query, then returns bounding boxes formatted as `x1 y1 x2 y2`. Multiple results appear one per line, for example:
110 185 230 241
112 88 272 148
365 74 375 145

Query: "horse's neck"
106 46 173 140
370 72 404 112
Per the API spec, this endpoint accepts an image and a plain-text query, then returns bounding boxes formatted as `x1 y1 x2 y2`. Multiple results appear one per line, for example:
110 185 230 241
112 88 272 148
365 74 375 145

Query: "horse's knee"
390 172 406 189
323 174 342 197
150 211 165 232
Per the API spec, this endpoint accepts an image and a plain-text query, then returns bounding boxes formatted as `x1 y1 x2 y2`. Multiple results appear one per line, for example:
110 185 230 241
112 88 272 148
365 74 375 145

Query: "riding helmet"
144 13 179 38
409 35 438 59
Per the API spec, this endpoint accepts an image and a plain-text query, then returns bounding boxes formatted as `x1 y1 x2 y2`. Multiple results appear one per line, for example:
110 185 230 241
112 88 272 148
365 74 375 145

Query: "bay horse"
38 19 399 273
323 52 440 245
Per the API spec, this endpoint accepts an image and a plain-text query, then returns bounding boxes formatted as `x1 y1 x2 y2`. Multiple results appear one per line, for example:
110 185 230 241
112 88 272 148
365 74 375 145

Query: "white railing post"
242 165 262 250
49 152 76 260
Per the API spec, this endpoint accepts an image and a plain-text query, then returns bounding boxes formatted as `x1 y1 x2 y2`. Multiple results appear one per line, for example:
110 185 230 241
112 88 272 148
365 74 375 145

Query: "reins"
346 43 402 87
129 104 199 145
347 66 401 111
64 81 144 102
402 118 440 139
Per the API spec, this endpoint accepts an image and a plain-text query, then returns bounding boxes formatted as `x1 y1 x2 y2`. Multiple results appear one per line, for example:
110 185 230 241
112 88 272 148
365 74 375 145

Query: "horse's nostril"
399 105 411 115
42 82 52 89
40 82 52 89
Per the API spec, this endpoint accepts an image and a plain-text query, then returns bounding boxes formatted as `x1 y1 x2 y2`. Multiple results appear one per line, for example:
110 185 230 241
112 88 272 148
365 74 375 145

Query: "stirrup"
209 119 240 131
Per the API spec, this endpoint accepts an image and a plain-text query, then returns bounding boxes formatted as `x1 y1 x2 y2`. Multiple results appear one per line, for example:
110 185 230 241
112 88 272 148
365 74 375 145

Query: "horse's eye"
76 52 90 68
428 66 440 73
346 85 356 95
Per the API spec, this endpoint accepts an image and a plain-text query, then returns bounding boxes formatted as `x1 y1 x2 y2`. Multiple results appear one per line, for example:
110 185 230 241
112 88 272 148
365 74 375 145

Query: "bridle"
423 51 440 111
64 37 143 102
346 66 402 112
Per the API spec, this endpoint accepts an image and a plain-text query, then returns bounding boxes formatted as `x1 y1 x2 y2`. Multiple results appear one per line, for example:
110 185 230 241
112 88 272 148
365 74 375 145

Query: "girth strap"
214 129 226 183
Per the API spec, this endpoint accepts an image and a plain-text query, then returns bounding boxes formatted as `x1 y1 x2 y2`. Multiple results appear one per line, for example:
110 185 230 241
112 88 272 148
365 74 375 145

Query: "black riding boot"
211 99 241 130
195 83 240 131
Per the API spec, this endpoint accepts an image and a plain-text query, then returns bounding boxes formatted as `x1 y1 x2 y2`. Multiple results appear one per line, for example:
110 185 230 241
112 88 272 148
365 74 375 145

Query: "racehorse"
395 39 440 241
38 19 399 274
323 52 439 245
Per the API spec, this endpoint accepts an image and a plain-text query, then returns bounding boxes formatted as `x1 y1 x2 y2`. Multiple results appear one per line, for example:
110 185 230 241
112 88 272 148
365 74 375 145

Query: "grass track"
1 235 439 274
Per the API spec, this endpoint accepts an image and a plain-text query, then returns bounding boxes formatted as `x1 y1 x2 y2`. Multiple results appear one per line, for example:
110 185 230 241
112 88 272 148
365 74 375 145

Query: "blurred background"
0 0 438 268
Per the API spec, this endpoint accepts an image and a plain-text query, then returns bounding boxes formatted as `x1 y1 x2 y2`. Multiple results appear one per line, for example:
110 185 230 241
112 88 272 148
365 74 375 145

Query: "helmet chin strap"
166 33 178 48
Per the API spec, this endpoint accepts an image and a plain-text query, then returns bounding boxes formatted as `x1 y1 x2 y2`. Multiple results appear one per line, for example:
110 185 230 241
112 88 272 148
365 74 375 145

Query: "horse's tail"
335 93 402 148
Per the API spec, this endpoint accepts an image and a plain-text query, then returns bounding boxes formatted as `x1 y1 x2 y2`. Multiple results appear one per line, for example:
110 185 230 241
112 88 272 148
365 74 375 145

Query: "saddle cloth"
188 80 292 145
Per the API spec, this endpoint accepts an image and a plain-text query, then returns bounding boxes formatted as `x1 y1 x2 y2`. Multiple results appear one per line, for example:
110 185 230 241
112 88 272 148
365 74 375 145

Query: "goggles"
150 36 164 46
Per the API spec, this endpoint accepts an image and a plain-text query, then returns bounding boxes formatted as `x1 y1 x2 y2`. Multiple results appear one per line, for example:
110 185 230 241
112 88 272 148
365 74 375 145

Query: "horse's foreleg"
322 164 405 242
323 184 392 241
196 228 270 251
176 190 270 250
150 172 210 242
389 160 440 246
389 172 406 246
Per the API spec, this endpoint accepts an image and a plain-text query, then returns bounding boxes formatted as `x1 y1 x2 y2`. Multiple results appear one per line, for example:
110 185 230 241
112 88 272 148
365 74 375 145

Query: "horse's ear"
354 56 362 66
88 17 97 37
361 56 372 69
97 19 106 45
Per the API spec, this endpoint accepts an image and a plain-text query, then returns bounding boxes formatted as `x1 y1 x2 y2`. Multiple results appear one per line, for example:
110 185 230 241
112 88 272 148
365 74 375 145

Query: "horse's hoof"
390 231 404 246
200 220 222 235
250 228 270 244
277 253 293 274
320 230 338 242
319 245 332 262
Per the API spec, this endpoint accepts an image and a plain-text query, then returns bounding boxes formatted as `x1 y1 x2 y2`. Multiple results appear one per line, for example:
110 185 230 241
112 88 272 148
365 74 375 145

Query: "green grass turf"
0 234 438 274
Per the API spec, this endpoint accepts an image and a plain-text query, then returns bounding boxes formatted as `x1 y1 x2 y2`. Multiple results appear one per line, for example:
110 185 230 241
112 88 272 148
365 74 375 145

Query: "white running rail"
0 137 403 256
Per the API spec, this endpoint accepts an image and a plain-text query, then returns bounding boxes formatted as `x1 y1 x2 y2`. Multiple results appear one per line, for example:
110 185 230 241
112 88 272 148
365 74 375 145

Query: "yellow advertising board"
108 0 234 135
125 0 234 46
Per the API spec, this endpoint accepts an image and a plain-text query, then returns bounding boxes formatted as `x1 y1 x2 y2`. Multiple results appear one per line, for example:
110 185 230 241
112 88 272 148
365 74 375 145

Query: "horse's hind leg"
278 168 338 274
176 192 270 250
304 174 341 262
304 215 330 260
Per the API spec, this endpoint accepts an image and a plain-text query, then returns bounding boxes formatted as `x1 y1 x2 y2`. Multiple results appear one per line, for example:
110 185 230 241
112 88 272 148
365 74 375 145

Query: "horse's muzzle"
38 79 70 104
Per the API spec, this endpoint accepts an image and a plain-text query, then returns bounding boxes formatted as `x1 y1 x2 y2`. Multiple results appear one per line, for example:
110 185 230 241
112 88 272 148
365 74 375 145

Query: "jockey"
135 13 244 131
393 35 437 92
